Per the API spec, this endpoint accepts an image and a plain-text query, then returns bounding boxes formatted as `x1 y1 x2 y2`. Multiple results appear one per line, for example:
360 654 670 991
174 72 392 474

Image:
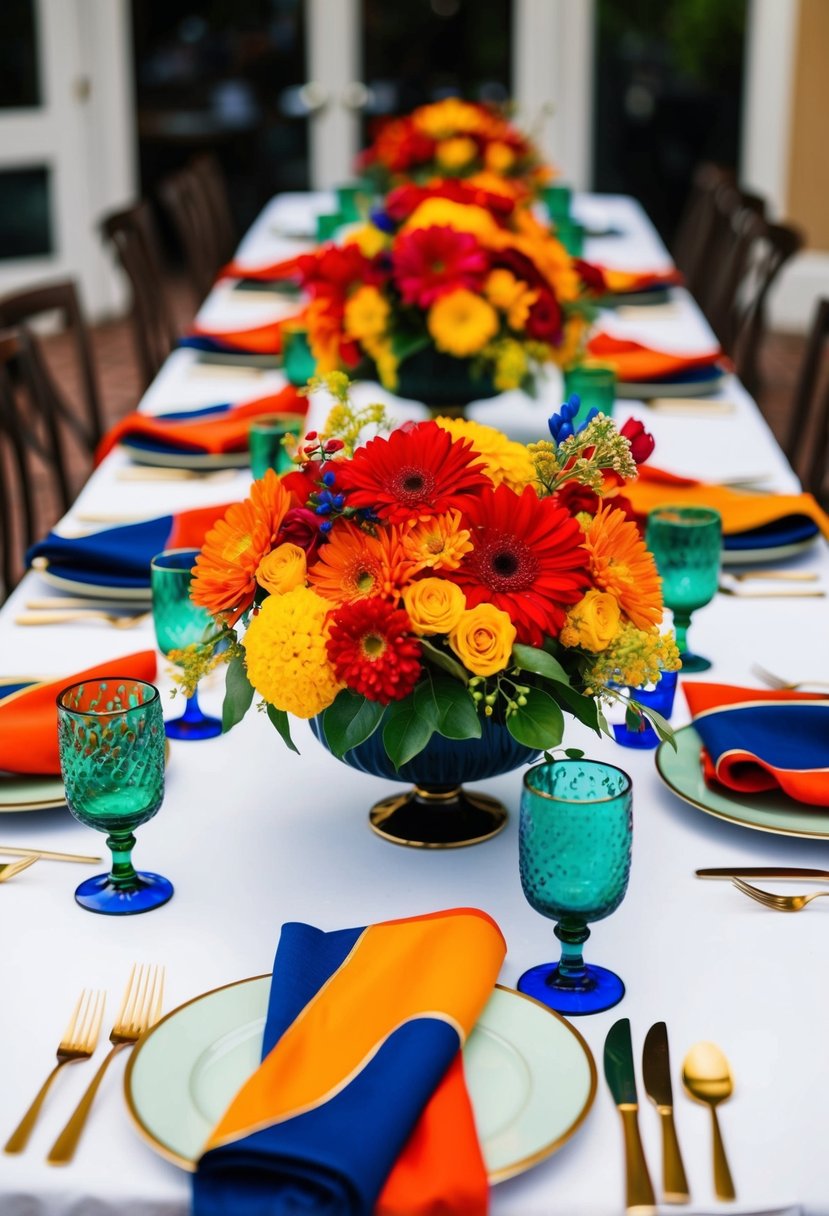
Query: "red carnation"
620 417 655 464
554 481 601 517
525 290 563 344
574 259 608 294
392 226 488 308
327 597 422 704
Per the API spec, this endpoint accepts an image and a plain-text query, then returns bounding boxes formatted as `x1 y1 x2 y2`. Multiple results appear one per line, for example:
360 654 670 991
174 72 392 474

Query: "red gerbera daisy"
336 421 491 524
326 597 422 703
448 484 591 646
392 226 488 308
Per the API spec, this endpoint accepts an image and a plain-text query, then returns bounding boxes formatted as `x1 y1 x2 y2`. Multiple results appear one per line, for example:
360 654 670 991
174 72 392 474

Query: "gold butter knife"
643 1022 690 1204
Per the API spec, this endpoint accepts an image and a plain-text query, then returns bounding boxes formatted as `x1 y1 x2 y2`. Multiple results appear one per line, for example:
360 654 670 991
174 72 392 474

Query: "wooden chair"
672 164 735 297
0 279 105 453
731 221 804 398
0 331 54 600
158 166 222 302
785 298 829 504
99 202 179 389
189 153 237 267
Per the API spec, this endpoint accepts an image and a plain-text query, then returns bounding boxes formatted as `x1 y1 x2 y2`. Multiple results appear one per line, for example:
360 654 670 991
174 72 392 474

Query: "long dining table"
0 191 825 1216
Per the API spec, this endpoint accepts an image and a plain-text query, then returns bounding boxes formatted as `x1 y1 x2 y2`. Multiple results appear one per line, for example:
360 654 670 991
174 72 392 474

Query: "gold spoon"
682 1041 736 1200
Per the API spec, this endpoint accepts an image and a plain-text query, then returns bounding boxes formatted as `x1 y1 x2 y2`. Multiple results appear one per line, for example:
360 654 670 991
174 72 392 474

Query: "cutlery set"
605 1017 735 1211
698 867 829 913
4 965 164 1164
0 847 103 884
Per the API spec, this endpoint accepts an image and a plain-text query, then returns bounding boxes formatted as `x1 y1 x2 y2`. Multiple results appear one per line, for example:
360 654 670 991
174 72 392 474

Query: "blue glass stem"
553 919 592 988
106 831 139 890
181 687 207 724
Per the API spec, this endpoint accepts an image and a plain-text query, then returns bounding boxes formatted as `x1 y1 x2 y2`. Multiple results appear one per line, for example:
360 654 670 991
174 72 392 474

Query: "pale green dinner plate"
0 774 66 812
125 979 596 1184
656 724 829 840
119 443 252 471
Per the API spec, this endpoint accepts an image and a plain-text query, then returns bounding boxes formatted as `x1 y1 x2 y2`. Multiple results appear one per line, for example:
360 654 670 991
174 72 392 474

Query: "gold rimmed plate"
118 442 252 472
0 773 67 812
656 724 829 840
125 979 596 1183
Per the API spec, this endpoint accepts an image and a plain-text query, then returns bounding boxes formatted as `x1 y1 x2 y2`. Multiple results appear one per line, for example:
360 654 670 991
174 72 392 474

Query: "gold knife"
643 1022 690 1204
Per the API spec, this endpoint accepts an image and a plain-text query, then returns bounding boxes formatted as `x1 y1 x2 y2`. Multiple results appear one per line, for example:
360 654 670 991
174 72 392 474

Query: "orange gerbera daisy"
192 470 290 625
582 505 663 631
401 510 473 572
307 522 415 605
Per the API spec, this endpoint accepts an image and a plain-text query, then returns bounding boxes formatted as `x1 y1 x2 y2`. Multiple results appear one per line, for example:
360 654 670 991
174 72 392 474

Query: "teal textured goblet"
57 679 172 914
150 549 221 740
249 413 303 477
646 506 721 673
518 759 632 1015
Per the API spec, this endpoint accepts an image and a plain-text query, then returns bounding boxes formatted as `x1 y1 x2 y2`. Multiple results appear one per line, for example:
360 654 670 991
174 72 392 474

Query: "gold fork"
47 964 164 1165
751 663 829 691
733 877 829 913
0 856 39 883
15 611 150 630
4 989 106 1153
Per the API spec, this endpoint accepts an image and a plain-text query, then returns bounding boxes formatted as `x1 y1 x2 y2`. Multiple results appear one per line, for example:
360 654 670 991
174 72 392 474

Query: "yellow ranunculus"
428 289 499 358
485 141 516 173
560 590 621 653
256 543 307 596
343 285 389 342
449 604 516 676
403 578 466 636
401 198 500 242
436 136 478 171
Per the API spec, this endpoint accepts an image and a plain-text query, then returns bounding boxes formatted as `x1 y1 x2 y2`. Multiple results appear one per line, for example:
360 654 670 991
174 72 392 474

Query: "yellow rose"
403 578 466 636
256 543 307 595
449 604 516 676
560 590 621 653
343 285 389 341
485 141 516 173
436 136 478 171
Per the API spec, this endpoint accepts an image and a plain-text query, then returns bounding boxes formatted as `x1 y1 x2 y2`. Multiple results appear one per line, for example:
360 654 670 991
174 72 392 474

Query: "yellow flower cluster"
435 416 535 493
427 289 499 357
411 98 489 139
343 285 389 341
436 137 478 171
490 338 529 391
244 588 343 718
402 199 500 243
582 626 681 695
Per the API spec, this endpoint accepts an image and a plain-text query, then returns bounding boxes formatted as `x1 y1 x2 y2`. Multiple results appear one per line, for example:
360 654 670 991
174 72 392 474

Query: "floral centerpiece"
357 98 553 199
180 376 678 847
287 188 595 405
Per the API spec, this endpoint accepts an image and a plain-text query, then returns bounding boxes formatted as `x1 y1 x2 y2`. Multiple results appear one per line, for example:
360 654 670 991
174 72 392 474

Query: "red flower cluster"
385 181 516 225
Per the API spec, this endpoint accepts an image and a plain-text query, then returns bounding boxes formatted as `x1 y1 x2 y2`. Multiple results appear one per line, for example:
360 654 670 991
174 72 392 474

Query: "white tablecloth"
0 194 824 1216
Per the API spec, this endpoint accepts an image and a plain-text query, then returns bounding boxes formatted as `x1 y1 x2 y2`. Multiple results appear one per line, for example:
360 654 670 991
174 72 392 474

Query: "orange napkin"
627 465 829 540
95 388 306 464
218 256 303 282
585 333 724 382
0 651 158 776
186 316 300 355
599 267 684 294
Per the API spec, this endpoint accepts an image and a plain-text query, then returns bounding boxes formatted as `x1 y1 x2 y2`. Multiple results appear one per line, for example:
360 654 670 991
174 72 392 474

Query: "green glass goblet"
150 549 221 740
518 759 632 1015
57 678 172 914
249 413 304 477
646 505 722 673
563 364 617 427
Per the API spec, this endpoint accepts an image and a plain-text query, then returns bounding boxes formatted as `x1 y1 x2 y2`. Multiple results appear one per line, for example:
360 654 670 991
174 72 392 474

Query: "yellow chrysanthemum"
343 285 390 342
428 289 499 357
401 509 474 572
401 199 501 243
434 416 535 493
412 98 486 138
484 141 516 173
436 137 478 171
344 224 388 258
244 587 343 718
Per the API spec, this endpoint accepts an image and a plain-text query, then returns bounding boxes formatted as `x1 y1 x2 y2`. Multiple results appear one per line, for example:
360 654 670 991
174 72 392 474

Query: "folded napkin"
590 266 683 295
626 465 829 542
585 333 724 383
193 908 505 1216
27 503 231 590
684 683 829 807
181 316 298 357
94 387 306 464
218 256 303 283
0 651 157 775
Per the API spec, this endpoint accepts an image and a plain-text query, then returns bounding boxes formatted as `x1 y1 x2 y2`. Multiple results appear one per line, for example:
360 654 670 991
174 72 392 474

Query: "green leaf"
511 642 571 685
632 700 677 750
420 639 468 684
221 655 255 733
548 681 601 733
506 688 564 750
414 674 481 741
266 704 300 754
322 691 386 759
382 696 436 770
393 332 430 363
564 747 585 759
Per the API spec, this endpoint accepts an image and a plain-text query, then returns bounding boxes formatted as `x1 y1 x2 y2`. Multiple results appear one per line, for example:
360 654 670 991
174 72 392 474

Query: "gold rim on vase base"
426 403 467 420
368 785 508 848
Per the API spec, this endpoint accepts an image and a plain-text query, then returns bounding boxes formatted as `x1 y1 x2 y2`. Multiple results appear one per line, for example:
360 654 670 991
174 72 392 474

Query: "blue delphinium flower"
547 394 598 445
369 208 396 234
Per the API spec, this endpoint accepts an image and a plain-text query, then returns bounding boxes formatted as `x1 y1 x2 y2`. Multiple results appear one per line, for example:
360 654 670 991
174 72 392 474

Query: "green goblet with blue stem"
646 506 721 673
57 678 172 914
151 549 222 740
518 759 632 1015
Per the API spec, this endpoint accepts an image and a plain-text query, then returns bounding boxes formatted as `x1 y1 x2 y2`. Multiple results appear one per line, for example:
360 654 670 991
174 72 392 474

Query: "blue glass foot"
679 651 712 673
613 721 659 750
165 689 222 740
518 961 625 1016
75 871 174 915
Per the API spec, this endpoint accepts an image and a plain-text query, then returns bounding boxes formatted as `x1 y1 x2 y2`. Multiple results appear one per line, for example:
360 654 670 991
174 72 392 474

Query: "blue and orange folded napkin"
193 908 505 1216
181 319 296 357
94 387 306 463
685 683 829 807
26 503 229 592
0 652 157 775
585 332 725 385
